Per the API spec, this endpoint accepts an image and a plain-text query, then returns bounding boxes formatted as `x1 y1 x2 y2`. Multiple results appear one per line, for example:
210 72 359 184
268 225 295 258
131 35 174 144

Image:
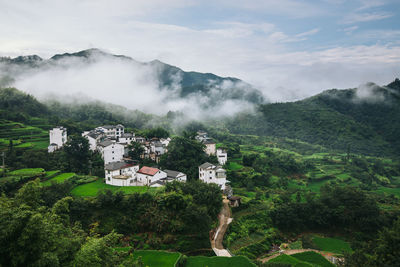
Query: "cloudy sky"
0 0 399 101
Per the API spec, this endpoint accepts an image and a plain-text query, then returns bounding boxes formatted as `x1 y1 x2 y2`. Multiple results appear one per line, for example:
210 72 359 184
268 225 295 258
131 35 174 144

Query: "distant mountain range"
0 48 265 105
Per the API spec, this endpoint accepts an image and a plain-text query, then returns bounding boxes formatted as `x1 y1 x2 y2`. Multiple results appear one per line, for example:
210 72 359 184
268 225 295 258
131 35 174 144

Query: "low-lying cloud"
3 51 259 120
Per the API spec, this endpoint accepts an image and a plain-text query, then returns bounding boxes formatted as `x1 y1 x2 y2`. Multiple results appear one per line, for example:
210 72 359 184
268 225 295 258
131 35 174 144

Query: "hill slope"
227 79 400 156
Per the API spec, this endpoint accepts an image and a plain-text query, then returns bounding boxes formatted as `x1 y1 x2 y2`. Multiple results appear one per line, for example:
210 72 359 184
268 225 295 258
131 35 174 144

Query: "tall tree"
64 135 90 174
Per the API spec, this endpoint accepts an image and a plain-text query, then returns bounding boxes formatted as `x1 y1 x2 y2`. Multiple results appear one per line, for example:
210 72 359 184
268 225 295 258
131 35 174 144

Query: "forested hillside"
226 79 400 156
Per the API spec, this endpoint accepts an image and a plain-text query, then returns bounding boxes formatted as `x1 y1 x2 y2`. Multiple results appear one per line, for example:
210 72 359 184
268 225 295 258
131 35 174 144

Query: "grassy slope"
312 236 352 254
0 119 48 150
41 172 76 186
292 252 334 267
132 250 181 267
70 179 157 197
185 256 256 267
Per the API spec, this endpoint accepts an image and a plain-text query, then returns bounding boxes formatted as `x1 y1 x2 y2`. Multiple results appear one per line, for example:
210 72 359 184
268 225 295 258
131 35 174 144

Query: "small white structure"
199 162 228 190
105 161 139 186
48 126 67 153
136 166 167 186
96 124 125 138
98 140 125 164
160 137 171 147
217 148 228 165
203 139 216 156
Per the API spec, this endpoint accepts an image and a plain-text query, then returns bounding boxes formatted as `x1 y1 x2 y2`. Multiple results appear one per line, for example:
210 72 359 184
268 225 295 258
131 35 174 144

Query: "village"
47 125 230 190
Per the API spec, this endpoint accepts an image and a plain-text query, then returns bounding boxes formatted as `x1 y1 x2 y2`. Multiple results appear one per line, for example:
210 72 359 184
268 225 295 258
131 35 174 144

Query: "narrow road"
211 197 233 257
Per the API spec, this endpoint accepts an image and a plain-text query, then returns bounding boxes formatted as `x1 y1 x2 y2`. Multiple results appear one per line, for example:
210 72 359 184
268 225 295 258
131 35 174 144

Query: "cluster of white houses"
47 126 229 190
196 131 228 166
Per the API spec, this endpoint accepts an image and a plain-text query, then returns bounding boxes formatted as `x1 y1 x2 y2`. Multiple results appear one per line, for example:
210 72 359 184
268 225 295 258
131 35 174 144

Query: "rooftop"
105 161 137 171
164 169 184 178
138 166 160 176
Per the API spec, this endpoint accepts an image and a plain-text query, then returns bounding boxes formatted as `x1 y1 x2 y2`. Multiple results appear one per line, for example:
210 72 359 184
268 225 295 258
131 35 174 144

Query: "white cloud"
342 11 393 24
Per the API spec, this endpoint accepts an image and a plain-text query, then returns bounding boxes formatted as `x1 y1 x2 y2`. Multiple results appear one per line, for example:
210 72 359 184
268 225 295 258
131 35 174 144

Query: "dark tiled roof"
199 162 215 169
164 169 184 178
105 161 137 171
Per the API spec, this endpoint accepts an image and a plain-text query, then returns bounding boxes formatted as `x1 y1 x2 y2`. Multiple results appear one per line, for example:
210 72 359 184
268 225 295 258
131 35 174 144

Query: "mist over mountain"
0 48 265 119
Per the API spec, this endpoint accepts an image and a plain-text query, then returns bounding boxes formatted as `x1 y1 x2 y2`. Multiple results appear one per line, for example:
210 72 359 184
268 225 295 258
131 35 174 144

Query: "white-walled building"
98 140 125 164
199 162 228 190
118 133 135 145
136 166 167 186
96 124 125 138
203 139 216 156
48 126 67 153
105 161 139 186
217 148 228 165
164 169 187 182
82 130 105 151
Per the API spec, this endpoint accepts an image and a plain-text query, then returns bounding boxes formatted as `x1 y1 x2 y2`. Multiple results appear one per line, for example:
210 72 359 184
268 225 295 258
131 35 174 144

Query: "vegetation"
267 251 334 267
185 255 256 267
70 179 155 197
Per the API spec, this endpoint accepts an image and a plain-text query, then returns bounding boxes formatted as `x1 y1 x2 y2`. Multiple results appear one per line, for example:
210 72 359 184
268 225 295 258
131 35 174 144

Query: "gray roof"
121 133 134 138
149 180 166 186
105 161 137 171
203 139 216 144
164 169 185 178
199 162 215 169
98 140 114 147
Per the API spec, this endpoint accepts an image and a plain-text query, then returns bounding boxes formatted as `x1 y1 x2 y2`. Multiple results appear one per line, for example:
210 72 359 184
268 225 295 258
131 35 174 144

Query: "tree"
128 141 145 161
159 136 209 180
64 135 90 174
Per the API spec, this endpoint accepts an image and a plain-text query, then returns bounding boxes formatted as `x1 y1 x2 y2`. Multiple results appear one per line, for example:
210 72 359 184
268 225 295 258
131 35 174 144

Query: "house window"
108 177 110 181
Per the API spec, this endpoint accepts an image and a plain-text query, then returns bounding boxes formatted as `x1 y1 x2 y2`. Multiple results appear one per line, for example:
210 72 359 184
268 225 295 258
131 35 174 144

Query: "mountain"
227 79 400 156
0 48 265 106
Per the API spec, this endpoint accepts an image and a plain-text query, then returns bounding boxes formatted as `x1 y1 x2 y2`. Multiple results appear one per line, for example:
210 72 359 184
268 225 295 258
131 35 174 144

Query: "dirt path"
211 197 233 257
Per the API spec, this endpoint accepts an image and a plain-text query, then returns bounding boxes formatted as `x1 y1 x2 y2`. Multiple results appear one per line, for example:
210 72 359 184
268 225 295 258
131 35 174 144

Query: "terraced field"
0 119 49 150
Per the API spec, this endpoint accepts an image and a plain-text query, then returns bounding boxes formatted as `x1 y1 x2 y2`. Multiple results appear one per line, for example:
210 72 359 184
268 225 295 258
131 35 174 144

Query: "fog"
4 52 258 120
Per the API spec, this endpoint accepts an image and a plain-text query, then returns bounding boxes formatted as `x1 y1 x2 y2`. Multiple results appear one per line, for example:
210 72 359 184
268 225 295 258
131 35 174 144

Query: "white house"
203 139 216 156
199 162 228 190
195 131 208 142
98 140 125 164
96 124 125 138
48 126 67 153
216 148 228 165
160 137 171 147
118 133 135 145
136 166 167 186
164 169 187 182
105 161 140 186
82 130 105 151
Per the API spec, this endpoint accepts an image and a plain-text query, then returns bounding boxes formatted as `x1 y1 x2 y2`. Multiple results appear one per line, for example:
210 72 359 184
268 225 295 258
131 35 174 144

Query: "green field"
70 179 157 197
0 119 48 150
42 172 76 186
185 256 256 267
227 161 243 171
269 251 334 267
8 168 45 177
312 236 352 254
292 251 334 267
132 250 181 267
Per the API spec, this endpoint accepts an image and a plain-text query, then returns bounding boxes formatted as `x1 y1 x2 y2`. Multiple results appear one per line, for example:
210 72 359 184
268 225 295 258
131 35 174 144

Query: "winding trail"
211 196 233 257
